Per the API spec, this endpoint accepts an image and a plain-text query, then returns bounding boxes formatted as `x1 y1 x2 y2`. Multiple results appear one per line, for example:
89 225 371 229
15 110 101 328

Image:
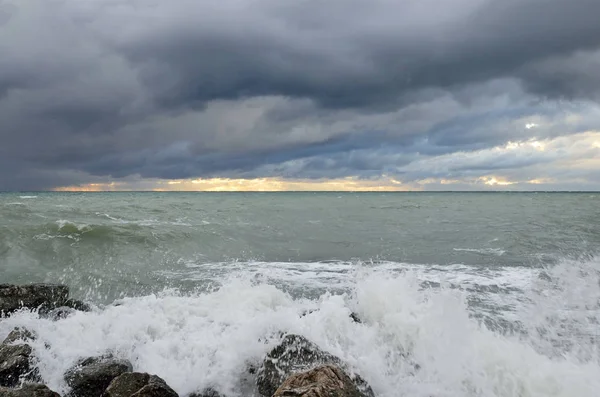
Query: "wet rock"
64 299 92 312
188 388 225 397
65 355 133 397
45 306 77 321
274 365 364 397
0 342 36 387
103 372 178 397
0 383 61 397
42 299 91 321
257 335 373 397
0 284 69 316
2 328 35 345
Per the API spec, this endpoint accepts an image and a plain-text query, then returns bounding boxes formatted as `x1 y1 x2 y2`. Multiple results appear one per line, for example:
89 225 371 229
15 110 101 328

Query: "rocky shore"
0 284 375 397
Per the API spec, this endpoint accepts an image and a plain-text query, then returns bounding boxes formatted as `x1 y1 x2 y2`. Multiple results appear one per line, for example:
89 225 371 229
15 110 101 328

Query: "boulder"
64 299 92 312
256 335 373 397
65 355 133 397
42 299 91 321
0 284 69 316
103 372 178 397
45 306 77 321
0 383 60 397
274 365 364 397
0 342 36 387
2 328 35 345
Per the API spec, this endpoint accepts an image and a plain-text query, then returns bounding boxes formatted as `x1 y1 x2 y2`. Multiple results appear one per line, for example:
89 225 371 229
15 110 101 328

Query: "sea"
0 192 599 396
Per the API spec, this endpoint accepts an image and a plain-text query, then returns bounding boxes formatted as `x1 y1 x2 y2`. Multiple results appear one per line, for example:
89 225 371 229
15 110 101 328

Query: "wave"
25 220 151 244
31 218 192 240
96 213 193 227
1 257 599 397
173 260 533 292
19 195 38 199
453 248 506 256
56 219 93 233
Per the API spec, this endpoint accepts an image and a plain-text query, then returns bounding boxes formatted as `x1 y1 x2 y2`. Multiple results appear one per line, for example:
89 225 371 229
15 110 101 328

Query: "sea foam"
1 258 599 397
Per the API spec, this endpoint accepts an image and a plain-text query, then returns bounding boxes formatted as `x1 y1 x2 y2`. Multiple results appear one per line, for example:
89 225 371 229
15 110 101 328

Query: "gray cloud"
107 0 600 109
0 0 600 190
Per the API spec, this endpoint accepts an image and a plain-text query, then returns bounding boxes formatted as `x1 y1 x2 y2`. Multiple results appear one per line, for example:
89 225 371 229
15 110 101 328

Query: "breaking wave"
1 257 599 397
453 248 506 256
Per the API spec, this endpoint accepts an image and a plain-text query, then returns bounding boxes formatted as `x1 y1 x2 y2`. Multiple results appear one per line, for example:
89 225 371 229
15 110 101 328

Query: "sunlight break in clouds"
51 131 600 192
54 177 411 192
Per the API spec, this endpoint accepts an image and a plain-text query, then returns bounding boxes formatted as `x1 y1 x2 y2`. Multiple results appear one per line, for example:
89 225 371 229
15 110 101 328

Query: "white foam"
55 219 92 233
453 248 506 256
95 213 192 227
1 261 599 397
19 195 38 199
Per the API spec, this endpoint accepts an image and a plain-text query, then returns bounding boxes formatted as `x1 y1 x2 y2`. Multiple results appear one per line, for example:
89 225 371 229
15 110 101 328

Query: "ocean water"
0 192 599 396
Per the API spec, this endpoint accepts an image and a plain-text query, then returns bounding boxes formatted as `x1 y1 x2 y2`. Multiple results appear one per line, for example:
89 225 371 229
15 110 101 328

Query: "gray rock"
45 306 77 321
256 335 373 397
0 284 69 316
0 383 61 397
42 299 91 321
64 299 92 312
0 343 35 387
273 365 364 397
103 372 178 397
65 355 133 397
2 328 35 345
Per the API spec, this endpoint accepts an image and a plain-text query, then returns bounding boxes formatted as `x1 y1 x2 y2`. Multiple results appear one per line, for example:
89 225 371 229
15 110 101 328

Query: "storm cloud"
1 0 599 190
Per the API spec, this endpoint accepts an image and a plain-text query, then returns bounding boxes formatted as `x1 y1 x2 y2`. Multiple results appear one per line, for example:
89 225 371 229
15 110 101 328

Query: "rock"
274 365 364 397
64 299 92 312
188 388 224 397
65 355 133 397
0 383 61 397
45 306 77 321
42 299 91 321
0 327 39 386
0 343 36 387
257 334 338 396
102 372 178 397
0 284 69 316
257 335 373 397
2 328 35 345
103 372 178 397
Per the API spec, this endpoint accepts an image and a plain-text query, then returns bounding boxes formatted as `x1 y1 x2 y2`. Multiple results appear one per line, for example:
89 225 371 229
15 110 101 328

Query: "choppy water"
1 192 599 396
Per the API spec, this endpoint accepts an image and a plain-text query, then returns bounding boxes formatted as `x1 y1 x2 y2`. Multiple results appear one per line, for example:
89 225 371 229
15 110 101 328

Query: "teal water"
1 192 599 396
1 192 599 300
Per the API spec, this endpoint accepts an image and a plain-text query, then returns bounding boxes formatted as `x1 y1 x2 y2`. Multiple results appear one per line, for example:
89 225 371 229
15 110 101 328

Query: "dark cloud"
112 0 600 109
0 0 599 190
518 50 600 100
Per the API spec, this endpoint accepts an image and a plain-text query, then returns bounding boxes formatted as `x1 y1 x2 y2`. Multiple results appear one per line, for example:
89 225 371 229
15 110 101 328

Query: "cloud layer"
1 0 600 190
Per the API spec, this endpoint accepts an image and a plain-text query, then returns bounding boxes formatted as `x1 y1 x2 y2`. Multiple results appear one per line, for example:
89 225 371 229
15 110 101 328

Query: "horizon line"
2 190 599 193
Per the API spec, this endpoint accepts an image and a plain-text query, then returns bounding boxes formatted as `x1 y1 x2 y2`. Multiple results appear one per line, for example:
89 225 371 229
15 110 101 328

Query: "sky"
1 0 600 191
